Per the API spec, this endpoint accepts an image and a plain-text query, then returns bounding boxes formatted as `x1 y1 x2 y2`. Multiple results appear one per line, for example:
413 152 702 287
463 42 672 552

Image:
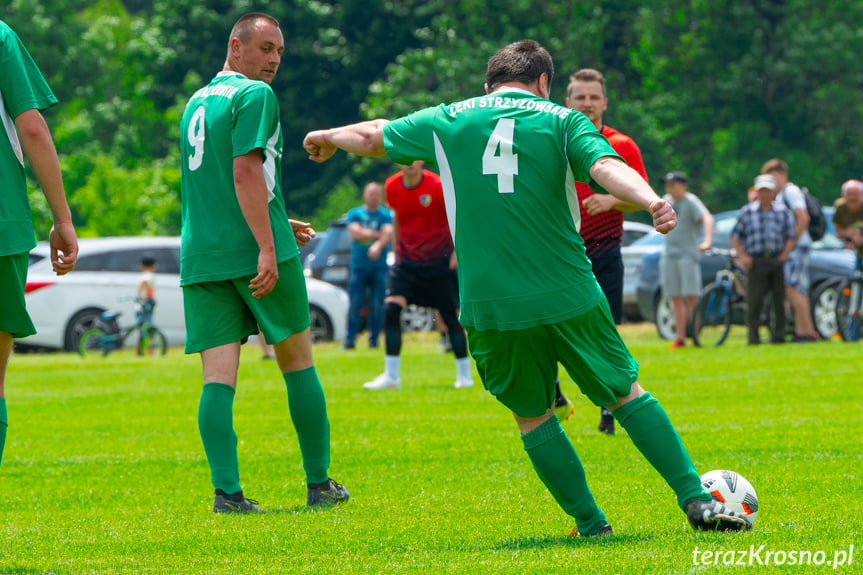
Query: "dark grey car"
636 207 856 339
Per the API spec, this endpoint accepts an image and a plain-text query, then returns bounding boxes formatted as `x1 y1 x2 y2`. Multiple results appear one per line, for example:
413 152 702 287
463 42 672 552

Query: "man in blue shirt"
731 174 796 344
344 182 393 349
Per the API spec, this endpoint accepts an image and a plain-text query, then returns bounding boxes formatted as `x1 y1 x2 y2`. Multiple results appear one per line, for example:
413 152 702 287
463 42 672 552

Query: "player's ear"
484 82 490 95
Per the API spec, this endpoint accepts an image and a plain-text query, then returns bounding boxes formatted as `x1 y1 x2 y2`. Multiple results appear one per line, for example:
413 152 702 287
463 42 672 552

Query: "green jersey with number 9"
179 71 298 286
382 88 622 331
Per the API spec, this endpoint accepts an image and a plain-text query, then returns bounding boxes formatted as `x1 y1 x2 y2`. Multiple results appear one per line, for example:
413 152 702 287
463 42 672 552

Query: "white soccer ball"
700 469 759 526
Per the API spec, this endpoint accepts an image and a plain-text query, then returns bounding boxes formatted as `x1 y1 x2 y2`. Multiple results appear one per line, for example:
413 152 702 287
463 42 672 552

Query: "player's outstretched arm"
589 156 676 234
303 119 389 162
15 108 78 275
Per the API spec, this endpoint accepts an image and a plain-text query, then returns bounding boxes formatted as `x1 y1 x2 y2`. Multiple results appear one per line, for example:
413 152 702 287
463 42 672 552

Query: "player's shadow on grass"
494 532 650 550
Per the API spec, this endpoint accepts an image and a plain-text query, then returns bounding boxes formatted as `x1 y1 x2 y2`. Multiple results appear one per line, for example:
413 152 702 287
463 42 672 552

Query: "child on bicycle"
137 256 157 325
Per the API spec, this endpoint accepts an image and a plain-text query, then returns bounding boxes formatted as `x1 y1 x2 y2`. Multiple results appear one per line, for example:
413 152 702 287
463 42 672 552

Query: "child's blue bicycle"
78 297 167 357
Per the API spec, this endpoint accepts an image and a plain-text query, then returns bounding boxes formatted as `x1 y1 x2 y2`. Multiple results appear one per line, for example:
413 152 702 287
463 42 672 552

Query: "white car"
19 237 348 352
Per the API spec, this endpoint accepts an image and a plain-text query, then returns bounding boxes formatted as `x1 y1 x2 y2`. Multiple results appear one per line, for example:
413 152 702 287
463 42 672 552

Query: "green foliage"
2 329 861 572
5 0 863 235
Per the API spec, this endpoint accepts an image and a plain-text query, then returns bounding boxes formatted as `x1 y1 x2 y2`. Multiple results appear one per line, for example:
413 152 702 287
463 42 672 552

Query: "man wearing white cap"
730 175 796 344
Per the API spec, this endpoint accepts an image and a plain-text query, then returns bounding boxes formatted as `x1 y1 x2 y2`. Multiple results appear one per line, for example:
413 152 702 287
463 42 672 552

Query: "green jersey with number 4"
382 88 622 331
179 71 298 286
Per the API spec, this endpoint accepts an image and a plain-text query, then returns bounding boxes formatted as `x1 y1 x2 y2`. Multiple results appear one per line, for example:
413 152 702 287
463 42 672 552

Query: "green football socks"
283 367 330 485
0 398 7 467
197 383 242 494
613 392 709 508
521 415 608 536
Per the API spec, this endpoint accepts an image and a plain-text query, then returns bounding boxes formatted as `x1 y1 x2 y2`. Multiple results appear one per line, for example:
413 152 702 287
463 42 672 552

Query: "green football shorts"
183 256 310 354
466 297 639 417
0 253 36 338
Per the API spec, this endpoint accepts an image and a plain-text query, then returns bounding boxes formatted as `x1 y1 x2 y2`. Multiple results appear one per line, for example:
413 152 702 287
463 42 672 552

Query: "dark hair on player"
486 40 554 92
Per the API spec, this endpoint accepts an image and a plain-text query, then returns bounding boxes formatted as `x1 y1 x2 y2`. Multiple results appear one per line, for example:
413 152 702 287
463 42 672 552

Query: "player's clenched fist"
649 198 677 234
303 130 337 163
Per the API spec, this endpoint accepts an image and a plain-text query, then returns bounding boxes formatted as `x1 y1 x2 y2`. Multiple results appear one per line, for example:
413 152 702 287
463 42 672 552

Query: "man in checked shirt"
555 68 649 435
731 174 796 345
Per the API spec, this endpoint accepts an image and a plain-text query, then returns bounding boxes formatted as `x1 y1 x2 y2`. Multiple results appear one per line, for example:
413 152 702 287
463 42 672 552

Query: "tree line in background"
6 0 863 237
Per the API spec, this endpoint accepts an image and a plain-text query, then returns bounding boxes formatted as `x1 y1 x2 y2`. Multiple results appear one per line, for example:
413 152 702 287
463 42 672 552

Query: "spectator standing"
360 161 472 390
0 20 78 468
558 68 649 434
660 171 713 349
730 175 796 345
344 182 393 350
833 180 863 258
762 159 819 342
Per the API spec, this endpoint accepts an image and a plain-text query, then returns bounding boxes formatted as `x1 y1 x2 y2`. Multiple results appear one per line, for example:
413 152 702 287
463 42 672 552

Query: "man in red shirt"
363 161 473 390
557 68 649 434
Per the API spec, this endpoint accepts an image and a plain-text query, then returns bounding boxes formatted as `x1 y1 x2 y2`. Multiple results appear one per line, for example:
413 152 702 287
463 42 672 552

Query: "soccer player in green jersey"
179 13 348 513
303 40 751 535
0 20 78 469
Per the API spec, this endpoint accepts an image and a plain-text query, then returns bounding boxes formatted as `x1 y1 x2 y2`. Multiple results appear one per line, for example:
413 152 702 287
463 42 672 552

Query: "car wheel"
309 304 334 343
64 308 106 352
811 278 842 340
654 294 676 340
401 305 436 332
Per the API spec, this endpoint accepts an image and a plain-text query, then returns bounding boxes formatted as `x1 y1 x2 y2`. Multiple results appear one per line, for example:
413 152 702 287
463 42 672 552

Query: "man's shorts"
183 256 310 354
660 253 702 297
387 258 459 312
784 245 810 296
0 253 36 338
465 297 639 417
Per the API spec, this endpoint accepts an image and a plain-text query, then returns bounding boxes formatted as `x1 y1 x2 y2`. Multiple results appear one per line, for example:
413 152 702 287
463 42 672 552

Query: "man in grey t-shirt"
762 158 818 342
660 171 713 348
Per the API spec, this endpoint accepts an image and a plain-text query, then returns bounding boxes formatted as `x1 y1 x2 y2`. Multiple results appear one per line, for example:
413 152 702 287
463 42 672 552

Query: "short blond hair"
567 68 606 98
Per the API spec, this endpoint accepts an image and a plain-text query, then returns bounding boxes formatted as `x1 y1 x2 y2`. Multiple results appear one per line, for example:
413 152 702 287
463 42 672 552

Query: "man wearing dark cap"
660 171 713 348
731 174 796 344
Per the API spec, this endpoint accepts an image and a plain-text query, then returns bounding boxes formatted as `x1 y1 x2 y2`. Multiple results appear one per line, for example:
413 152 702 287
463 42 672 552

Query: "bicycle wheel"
78 328 108 357
139 327 168 356
836 279 862 342
692 283 732 348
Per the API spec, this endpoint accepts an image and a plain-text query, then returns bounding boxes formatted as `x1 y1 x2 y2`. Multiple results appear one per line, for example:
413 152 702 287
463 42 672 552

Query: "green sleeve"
564 113 622 195
0 22 57 118
382 105 441 167
231 83 279 158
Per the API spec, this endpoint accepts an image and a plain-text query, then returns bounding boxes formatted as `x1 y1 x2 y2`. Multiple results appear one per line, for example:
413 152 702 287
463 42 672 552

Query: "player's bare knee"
608 381 645 411
514 408 555 434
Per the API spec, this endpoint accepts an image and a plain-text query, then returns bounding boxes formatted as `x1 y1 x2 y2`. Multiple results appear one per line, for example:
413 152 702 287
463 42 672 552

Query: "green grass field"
2 325 861 574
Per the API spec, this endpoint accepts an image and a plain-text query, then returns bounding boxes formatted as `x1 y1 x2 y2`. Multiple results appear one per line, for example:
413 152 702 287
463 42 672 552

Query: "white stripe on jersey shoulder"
0 89 24 166
563 134 581 232
433 132 457 242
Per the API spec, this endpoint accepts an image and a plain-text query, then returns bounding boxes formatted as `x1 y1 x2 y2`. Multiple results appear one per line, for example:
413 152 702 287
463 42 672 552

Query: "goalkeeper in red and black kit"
557 68 649 435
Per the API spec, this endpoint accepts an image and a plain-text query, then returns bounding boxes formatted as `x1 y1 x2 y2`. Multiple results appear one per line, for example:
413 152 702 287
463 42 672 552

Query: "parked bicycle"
692 249 782 347
78 297 167 357
835 258 863 342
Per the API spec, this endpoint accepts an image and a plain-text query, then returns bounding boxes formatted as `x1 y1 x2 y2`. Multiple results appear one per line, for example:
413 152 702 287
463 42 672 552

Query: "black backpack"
783 186 826 241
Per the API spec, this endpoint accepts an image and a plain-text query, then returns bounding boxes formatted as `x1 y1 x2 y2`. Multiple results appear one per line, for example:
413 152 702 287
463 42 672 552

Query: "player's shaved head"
485 40 554 92
228 13 280 45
